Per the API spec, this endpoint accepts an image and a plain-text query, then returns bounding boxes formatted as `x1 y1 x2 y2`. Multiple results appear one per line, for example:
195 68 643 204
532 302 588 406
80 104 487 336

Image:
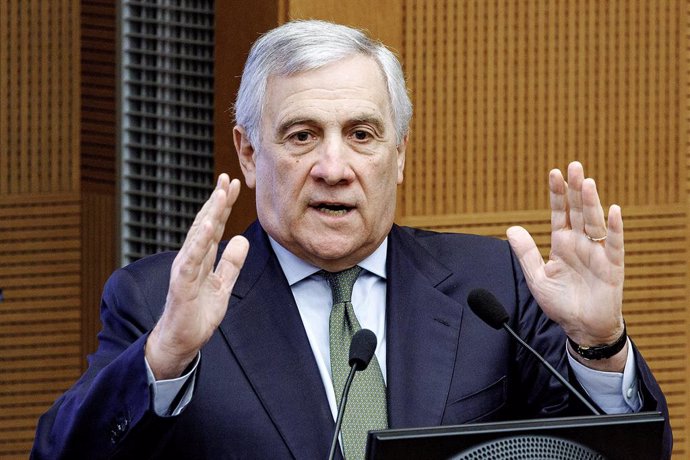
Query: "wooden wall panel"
0 1 81 195
0 195 82 458
81 0 118 359
395 1 689 458
400 0 681 217
0 0 81 457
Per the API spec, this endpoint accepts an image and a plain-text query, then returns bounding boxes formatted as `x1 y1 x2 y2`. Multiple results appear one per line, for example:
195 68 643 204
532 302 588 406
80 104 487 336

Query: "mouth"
310 201 355 216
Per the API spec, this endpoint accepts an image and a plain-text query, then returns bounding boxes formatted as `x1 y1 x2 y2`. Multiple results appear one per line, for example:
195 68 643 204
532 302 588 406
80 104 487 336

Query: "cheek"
255 158 303 210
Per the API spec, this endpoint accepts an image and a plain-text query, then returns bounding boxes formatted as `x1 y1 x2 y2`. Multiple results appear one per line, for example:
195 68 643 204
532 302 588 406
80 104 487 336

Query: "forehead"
262 55 393 129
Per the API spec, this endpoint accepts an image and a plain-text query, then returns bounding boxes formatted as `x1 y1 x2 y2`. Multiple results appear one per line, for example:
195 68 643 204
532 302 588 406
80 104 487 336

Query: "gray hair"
234 20 412 146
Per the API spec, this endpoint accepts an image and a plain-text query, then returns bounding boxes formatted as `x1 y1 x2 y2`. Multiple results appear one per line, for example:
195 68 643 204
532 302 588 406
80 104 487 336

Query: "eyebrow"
275 113 388 137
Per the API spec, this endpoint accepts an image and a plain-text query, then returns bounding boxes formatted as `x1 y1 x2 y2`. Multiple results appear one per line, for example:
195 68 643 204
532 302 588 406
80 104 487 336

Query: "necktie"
325 266 388 460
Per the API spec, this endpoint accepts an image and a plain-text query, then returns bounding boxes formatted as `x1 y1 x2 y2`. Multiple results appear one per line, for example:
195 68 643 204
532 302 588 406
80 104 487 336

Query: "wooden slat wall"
0 0 82 458
80 0 118 358
283 1 690 458
395 1 688 458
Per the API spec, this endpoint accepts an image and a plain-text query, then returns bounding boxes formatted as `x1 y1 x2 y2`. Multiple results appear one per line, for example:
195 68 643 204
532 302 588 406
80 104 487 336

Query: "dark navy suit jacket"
32 222 671 459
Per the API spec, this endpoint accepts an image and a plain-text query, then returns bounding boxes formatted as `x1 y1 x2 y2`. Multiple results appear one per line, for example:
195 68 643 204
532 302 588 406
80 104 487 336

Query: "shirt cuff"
567 338 642 413
144 352 200 417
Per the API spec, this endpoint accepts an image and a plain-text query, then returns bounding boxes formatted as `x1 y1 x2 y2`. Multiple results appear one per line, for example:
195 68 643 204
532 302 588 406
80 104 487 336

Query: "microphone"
467 288 601 416
327 329 378 460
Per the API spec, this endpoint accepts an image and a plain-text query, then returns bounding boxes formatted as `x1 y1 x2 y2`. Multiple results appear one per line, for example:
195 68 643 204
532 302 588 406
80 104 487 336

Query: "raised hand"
506 161 626 370
145 174 250 379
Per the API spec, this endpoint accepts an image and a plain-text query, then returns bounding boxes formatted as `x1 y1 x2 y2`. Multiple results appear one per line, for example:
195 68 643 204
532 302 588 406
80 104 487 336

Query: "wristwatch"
568 322 627 360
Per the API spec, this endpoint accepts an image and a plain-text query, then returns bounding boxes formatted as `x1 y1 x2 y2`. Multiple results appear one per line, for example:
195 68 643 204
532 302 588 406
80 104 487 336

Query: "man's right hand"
145 174 249 380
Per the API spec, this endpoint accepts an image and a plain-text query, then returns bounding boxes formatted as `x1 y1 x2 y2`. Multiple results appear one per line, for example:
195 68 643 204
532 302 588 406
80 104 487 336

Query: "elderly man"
33 20 670 460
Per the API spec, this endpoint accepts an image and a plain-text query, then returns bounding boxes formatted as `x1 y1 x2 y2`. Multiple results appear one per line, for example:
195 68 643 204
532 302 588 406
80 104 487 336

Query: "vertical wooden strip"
461 0 476 212
494 0 506 211
545 1 557 184
673 0 682 204
443 0 455 214
61 0 70 191
535 0 546 206
0 0 8 195
502 0 513 211
30 0 40 193
595 0 605 193
630 0 640 204
41 0 51 192
414 0 424 215
516 1 527 209
481 0 491 211
70 0 80 192
9 0 19 195
526 0 538 208
50 0 60 195
433 0 444 215
615 1 627 204
585 2 596 179
19 0 29 194
423 1 434 214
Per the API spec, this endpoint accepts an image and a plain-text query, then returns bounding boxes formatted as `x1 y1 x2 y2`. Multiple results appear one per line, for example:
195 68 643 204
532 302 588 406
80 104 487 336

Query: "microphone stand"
328 363 360 460
502 324 601 415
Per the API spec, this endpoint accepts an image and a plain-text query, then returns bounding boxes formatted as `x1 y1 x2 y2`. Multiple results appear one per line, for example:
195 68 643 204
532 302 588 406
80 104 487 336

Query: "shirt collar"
268 236 388 286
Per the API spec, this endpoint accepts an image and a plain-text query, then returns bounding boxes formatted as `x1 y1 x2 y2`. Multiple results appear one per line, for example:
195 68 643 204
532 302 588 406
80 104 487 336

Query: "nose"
309 135 356 185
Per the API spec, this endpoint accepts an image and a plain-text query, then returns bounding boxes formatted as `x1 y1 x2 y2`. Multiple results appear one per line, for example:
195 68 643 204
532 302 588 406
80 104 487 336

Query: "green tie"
325 266 388 460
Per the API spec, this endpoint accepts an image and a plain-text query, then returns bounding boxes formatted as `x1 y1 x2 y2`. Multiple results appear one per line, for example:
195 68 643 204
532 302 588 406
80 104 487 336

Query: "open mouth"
313 203 354 216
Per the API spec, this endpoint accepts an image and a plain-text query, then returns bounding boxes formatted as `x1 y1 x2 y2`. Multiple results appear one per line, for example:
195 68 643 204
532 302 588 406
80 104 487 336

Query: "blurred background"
0 0 688 458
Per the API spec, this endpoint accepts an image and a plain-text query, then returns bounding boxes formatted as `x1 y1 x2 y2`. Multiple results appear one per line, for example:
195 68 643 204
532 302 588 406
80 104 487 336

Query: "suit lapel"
385 225 465 429
218 222 336 459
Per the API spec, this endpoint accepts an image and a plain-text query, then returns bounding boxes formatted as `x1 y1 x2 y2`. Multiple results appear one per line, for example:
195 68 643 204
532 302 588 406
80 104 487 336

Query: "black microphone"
327 329 378 460
467 288 601 416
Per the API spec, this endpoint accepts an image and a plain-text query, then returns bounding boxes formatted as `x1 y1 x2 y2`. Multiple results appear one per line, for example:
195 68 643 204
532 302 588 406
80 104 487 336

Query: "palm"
147 175 249 379
507 162 625 346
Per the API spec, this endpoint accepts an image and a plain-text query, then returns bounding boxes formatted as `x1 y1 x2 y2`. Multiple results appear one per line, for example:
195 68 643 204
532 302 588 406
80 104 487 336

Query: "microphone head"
467 288 510 329
349 329 377 370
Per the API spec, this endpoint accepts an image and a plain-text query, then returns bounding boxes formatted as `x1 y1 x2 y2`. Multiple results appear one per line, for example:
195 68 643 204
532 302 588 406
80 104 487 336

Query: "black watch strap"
568 322 627 360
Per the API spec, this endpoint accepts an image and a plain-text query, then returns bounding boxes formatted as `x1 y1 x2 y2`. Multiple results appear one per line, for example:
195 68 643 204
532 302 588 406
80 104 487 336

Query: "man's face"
234 55 407 272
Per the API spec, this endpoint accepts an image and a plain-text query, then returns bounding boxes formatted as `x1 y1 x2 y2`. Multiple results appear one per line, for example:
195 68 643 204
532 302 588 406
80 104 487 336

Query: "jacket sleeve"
31 262 180 460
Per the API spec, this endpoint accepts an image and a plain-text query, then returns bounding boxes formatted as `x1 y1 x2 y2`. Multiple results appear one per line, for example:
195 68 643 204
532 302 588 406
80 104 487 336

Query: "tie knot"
323 265 362 304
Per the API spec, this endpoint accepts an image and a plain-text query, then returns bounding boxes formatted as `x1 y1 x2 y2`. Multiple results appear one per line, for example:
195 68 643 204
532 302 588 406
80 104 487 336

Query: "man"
33 20 671 459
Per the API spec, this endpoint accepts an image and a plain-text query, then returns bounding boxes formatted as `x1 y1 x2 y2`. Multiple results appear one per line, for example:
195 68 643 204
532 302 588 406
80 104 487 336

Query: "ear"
396 134 408 184
233 126 257 189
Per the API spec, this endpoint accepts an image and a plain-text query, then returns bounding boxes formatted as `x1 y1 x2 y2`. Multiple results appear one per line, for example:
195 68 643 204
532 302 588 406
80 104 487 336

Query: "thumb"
506 226 544 286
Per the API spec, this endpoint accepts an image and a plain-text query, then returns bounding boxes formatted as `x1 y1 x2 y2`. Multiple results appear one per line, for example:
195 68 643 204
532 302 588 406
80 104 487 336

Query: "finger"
605 204 624 267
215 235 250 285
506 226 546 287
566 161 585 233
174 216 217 285
549 168 569 231
581 178 607 240
214 178 241 242
181 175 230 250
177 182 230 280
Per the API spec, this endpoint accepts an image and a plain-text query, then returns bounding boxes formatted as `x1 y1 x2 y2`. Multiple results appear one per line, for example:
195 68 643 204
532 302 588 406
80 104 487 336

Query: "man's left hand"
506 161 627 371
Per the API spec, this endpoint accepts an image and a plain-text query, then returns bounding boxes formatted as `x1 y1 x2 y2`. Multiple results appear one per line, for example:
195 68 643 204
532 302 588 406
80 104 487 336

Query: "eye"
352 129 372 141
289 131 314 143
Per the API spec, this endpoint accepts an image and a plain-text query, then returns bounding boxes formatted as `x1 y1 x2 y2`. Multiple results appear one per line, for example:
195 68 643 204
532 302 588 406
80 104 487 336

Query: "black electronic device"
366 411 664 460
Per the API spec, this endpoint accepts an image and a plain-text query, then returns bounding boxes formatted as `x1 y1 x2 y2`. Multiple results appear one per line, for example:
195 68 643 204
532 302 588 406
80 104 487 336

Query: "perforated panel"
120 0 215 263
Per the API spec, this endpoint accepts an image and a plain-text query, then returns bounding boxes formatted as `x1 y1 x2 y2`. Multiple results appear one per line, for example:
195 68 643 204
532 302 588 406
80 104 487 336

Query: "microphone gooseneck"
467 288 601 416
327 329 378 460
